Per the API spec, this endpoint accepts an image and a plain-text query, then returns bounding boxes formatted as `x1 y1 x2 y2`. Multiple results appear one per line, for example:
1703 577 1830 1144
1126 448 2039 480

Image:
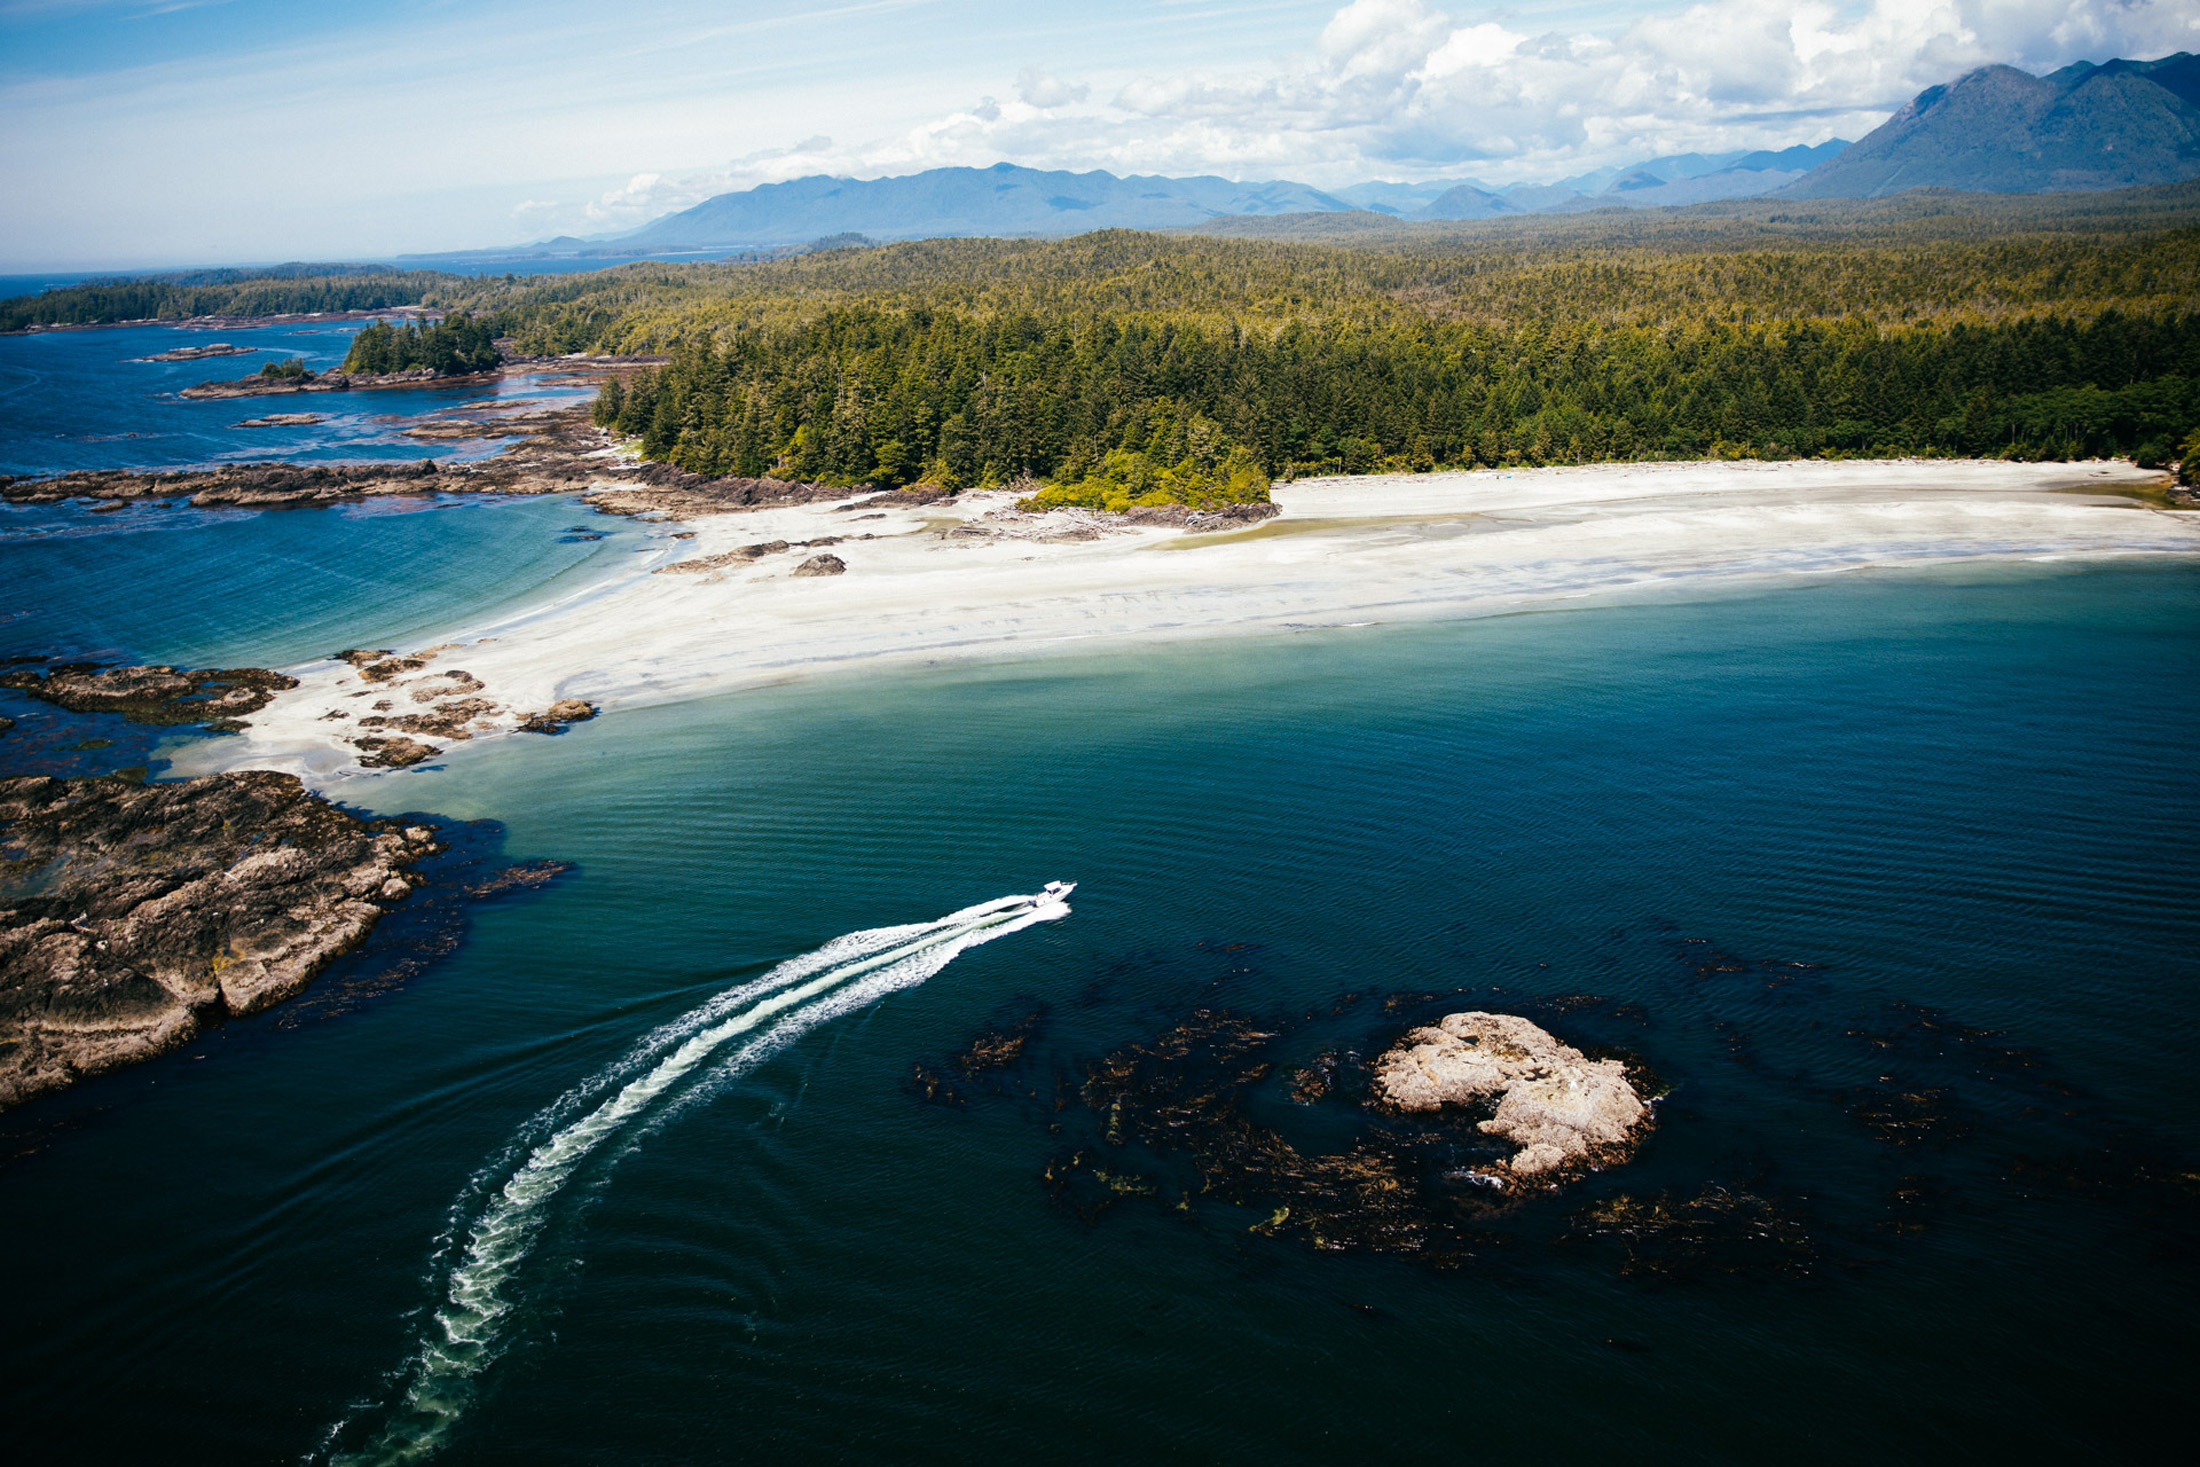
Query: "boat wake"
320 884 1074 1465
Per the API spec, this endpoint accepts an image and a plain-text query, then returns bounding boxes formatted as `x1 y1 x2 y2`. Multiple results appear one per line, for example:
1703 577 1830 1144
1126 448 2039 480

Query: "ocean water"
0 492 651 669
0 319 595 477
0 483 2195 1465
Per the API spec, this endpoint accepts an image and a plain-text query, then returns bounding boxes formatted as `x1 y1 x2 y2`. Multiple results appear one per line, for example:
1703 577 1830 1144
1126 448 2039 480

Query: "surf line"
326 883 1075 1466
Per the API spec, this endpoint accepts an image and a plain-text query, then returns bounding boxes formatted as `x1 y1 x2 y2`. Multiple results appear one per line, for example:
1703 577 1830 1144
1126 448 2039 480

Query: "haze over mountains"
422 52 2200 263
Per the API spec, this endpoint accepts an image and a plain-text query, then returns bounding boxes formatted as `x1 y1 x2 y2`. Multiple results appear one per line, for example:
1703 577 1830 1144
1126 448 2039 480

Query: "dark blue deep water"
0 484 2195 1462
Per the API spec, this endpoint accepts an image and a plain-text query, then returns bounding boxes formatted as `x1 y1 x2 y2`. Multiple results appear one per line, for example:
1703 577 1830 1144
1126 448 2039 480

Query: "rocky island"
134 342 258 363
1372 1010 1650 1185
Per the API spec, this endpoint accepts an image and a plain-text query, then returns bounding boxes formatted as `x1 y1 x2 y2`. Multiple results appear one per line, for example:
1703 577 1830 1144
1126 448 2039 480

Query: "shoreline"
1 306 447 337
166 456 2200 787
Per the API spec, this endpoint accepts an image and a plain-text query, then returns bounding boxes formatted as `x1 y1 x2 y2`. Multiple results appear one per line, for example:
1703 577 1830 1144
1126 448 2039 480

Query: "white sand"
173 458 2200 786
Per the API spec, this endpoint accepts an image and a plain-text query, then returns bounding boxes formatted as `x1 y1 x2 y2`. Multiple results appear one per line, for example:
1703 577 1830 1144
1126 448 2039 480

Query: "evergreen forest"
7 186 2199 505
339 311 502 375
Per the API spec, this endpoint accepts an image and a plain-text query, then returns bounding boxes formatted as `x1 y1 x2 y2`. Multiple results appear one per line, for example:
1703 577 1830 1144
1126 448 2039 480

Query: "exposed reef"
135 342 257 363
910 925 2200 1281
0 661 297 730
0 771 438 1108
320 646 596 759
0 400 626 509
651 537 852 576
517 699 598 735
180 366 492 399
583 469 882 521
233 413 326 428
1372 1011 1648 1184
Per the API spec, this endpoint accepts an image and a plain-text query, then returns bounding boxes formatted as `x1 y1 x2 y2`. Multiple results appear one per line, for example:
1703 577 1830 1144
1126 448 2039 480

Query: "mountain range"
413 52 2200 262
1785 51 2200 197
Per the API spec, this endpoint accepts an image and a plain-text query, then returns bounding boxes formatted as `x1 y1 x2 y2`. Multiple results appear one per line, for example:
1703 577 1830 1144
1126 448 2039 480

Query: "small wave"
322 886 1072 1465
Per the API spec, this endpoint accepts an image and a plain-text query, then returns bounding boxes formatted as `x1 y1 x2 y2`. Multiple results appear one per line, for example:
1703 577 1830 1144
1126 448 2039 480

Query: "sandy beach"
175 457 2200 785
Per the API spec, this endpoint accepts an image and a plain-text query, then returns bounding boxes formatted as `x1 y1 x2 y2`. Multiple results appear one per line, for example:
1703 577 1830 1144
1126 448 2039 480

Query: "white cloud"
1417 23 1525 82
1016 66 1088 108
422 0 2200 242
859 0 2200 186
7 0 2195 264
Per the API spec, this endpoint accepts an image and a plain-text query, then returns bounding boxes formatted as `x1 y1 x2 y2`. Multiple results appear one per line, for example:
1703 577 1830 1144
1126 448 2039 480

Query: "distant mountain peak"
1784 51 2200 199
618 163 1351 249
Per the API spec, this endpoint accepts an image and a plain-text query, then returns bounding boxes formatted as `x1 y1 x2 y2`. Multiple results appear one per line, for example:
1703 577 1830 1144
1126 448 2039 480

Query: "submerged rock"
0 772 441 1109
1372 1011 1647 1182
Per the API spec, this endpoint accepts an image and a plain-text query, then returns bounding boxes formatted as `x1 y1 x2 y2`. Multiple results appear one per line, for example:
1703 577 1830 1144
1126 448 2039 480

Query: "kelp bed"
908 926 2200 1282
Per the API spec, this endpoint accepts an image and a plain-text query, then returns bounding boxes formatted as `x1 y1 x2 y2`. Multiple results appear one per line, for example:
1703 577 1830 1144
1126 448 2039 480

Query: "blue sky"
3 1 2195 268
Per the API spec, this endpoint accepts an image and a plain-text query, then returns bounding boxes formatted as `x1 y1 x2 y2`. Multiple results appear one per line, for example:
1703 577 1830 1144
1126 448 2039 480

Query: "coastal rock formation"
0 662 298 728
0 401 640 510
654 539 791 575
517 699 597 734
654 537 855 576
0 771 440 1109
1372 1011 1647 1181
352 735 439 769
136 342 255 363
357 697 498 742
233 413 325 428
5 460 448 510
585 469 878 520
336 648 423 682
179 365 480 399
1120 501 1280 527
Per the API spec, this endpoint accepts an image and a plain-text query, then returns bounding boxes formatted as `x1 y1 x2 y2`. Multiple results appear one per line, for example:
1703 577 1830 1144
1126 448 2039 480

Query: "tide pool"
1 548 2194 1463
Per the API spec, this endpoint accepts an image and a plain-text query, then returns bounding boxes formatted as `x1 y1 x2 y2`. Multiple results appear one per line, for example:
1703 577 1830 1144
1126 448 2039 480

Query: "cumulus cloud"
869 0 2200 185
1016 66 1088 109
497 0 2200 239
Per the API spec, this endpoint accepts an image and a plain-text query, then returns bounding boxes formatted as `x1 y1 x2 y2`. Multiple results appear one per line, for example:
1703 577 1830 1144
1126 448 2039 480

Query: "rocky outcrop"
585 468 872 521
136 343 256 363
654 539 791 575
1372 1011 1648 1183
517 700 597 734
0 771 441 1109
357 696 498 742
233 413 325 428
351 736 440 769
792 553 847 577
180 366 486 399
0 662 297 729
0 402 637 510
1120 501 1280 527
5 460 450 510
325 647 596 763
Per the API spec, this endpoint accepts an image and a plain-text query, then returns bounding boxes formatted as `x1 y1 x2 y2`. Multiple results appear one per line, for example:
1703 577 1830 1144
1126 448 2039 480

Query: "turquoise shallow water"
0 491 2196 1462
0 492 650 668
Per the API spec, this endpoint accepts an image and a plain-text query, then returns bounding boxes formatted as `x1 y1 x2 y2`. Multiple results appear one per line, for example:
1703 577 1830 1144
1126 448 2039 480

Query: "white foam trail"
328 887 1070 1465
